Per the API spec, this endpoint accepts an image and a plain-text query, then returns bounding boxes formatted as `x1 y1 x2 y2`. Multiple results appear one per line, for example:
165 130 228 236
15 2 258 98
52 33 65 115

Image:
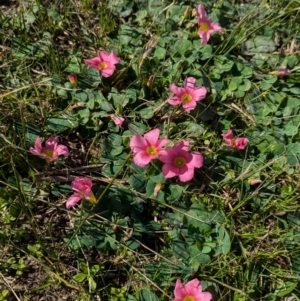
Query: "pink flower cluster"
130 129 203 182
171 278 212 301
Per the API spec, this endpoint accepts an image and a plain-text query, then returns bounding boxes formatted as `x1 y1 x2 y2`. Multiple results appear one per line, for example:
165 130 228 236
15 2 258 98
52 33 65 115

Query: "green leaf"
111 146 124 156
274 281 297 297
185 122 204 137
139 289 159 301
228 81 238 91
14 122 40 144
129 174 146 191
174 39 192 55
149 173 166 183
286 143 300 166
244 36 276 54
99 100 114 112
200 45 212 60
239 79 251 91
73 273 87 282
167 184 182 202
75 92 88 102
284 124 298 136
260 81 272 90
88 276 97 292
217 226 231 254
126 232 142 250
109 134 123 146
128 122 147 135
46 113 79 132
241 66 253 77
139 107 154 119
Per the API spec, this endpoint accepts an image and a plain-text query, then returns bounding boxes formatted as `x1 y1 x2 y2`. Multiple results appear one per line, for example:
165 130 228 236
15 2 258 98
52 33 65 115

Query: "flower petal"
56 145 69 157
174 279 186 299
72 177 93 193
167 96 181 106
210 23 222 32
200 31 210 45
192 87 207 101
175 140 189 151
182 100 197 112
197 4 208 18
189 151 203 168
29 137 43 155
66 193 82 209
98 51 110 61
178 165 194 182
162 163 179 178
184 278 201 294
221 129 234 140
108 50 121 65
101 67 115 77
196 292 213 301
133 151 152 167
158 147 177 163
184 77 196 89
130 135 147 152
169 83 181 95
156 138 171 149
84 57 101 68
45 137 59 150
235 138 249 150
144 128 160 146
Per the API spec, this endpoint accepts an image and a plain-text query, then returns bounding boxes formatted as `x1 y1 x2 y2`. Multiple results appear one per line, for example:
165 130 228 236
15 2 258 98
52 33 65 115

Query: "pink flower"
221 129 248 150
130 128 170 167
248 179 262 185
29 137 69 162
112 115 125 127
84 50 120 78
171 279 212 301
159 140 203 182
197 4 222 45
68 73 78 86
66 177 96 209
269 67 291 77
168 77 207 112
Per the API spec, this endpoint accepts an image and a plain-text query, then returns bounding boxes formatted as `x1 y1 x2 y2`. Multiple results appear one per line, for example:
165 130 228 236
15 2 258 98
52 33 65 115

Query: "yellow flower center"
183 296 195 301
181 93 192 103
98 62 108 69
146 146 157 155
42 149 55 159
174 156 186 168
199 22 209 32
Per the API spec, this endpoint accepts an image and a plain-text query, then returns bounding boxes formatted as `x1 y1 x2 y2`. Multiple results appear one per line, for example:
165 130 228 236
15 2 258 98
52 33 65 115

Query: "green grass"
1 0 300 300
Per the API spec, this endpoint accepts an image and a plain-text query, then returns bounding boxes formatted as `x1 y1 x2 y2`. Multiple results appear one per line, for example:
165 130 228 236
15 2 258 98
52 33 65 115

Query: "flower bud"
269 67 291 77
111 115 125 127
154 183 163 197
183 7 190 19
68 73 78 86
248 179 262 185
146 75 154 87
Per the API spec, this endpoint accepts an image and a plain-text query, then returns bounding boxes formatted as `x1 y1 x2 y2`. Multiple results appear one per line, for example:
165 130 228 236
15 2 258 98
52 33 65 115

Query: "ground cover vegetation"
1 0 300 300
